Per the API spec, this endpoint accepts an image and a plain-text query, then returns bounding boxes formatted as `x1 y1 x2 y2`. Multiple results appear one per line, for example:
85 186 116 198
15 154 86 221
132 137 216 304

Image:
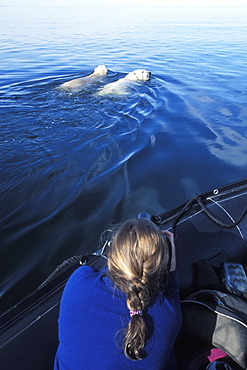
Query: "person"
54 219 182 369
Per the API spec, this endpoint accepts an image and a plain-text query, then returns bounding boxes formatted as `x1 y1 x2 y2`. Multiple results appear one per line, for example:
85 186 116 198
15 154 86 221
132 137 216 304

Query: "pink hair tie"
130 310 143 317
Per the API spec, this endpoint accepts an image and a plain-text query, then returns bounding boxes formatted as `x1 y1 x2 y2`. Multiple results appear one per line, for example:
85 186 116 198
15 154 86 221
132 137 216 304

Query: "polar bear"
58 65 108 92
96 69 151 96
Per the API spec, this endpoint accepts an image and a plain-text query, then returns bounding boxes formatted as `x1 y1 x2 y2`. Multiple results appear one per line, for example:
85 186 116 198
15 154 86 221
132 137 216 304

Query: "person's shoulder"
63 265 100 296
60 266 106 310
64 265 95 287
70 265 97 281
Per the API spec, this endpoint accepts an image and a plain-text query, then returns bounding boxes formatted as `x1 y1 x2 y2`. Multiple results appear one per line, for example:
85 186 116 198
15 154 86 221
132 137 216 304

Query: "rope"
171 196 197 234
38 255 84 290
172 194 247 234
196 195 247 229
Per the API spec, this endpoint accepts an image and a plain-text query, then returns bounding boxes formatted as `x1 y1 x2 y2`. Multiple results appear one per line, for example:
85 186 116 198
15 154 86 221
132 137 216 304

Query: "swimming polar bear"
96 69 151 96
58 65 108 92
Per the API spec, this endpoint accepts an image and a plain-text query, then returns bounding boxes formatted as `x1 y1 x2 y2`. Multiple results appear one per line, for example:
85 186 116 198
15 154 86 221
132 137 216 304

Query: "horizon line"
1 4 247 6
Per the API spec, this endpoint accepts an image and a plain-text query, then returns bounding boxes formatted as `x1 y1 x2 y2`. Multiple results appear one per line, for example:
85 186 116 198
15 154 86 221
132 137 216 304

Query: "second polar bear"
58 65 108 92
96 69 151 96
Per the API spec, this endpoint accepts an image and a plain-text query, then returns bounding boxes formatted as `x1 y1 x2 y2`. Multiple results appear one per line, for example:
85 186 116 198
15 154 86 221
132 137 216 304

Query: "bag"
180 290 247 369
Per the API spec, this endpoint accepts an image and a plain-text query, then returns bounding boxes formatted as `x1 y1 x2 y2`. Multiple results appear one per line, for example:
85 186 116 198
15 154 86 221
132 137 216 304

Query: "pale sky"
1 0 247 6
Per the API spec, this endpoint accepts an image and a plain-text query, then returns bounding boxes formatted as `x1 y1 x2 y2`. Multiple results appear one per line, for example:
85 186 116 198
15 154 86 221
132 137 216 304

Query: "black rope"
172 196 198 234
172 194 247 235
38 255 84 290
196 195 247 229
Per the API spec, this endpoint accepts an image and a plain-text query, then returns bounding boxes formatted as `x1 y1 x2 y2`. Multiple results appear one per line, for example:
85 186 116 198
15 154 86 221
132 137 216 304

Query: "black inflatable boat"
1 178 247 369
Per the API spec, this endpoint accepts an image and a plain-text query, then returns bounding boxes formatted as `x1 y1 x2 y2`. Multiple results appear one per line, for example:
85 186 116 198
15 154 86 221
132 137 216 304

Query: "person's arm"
162 230 176 272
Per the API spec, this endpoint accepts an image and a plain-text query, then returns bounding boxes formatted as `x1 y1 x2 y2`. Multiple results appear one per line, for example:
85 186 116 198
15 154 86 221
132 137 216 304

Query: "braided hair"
108 219 170 360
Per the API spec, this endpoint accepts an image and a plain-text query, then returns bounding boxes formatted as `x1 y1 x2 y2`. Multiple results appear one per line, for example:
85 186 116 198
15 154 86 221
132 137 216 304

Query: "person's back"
54 219 182 369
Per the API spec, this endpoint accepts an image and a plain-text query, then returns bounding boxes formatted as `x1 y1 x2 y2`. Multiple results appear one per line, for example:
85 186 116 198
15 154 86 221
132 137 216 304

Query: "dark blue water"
0 6 247 312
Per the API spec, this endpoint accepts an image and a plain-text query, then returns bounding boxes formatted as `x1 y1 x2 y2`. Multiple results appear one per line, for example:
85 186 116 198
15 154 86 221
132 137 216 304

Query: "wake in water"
0 69 165 312
1 62 246 313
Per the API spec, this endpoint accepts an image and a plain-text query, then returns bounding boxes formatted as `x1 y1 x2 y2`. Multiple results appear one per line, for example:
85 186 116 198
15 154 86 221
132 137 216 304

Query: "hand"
162 230 176 272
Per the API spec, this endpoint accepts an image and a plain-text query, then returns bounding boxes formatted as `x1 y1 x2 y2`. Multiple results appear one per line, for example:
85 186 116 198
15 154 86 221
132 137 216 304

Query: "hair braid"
108 219 170 361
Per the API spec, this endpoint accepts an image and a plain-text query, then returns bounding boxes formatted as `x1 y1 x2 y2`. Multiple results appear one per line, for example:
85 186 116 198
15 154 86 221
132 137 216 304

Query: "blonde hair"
108 219 170 360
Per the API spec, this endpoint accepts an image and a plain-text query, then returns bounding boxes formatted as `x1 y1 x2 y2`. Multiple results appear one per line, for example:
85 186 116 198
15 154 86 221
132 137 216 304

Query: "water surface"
0 6 247 311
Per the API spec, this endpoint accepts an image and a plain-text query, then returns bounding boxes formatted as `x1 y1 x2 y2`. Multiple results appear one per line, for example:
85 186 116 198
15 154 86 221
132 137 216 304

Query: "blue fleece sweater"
54 266 182 370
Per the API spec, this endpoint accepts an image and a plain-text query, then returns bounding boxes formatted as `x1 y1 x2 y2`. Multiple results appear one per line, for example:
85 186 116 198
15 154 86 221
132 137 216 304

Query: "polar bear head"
124 69 151 82
94 65 108 76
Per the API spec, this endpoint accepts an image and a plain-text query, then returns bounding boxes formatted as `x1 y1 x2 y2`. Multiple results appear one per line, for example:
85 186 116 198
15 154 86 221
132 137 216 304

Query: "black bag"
180 290 247 369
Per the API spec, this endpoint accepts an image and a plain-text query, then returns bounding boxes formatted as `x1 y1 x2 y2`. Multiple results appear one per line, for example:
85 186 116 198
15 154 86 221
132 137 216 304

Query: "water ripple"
1 5 247 311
